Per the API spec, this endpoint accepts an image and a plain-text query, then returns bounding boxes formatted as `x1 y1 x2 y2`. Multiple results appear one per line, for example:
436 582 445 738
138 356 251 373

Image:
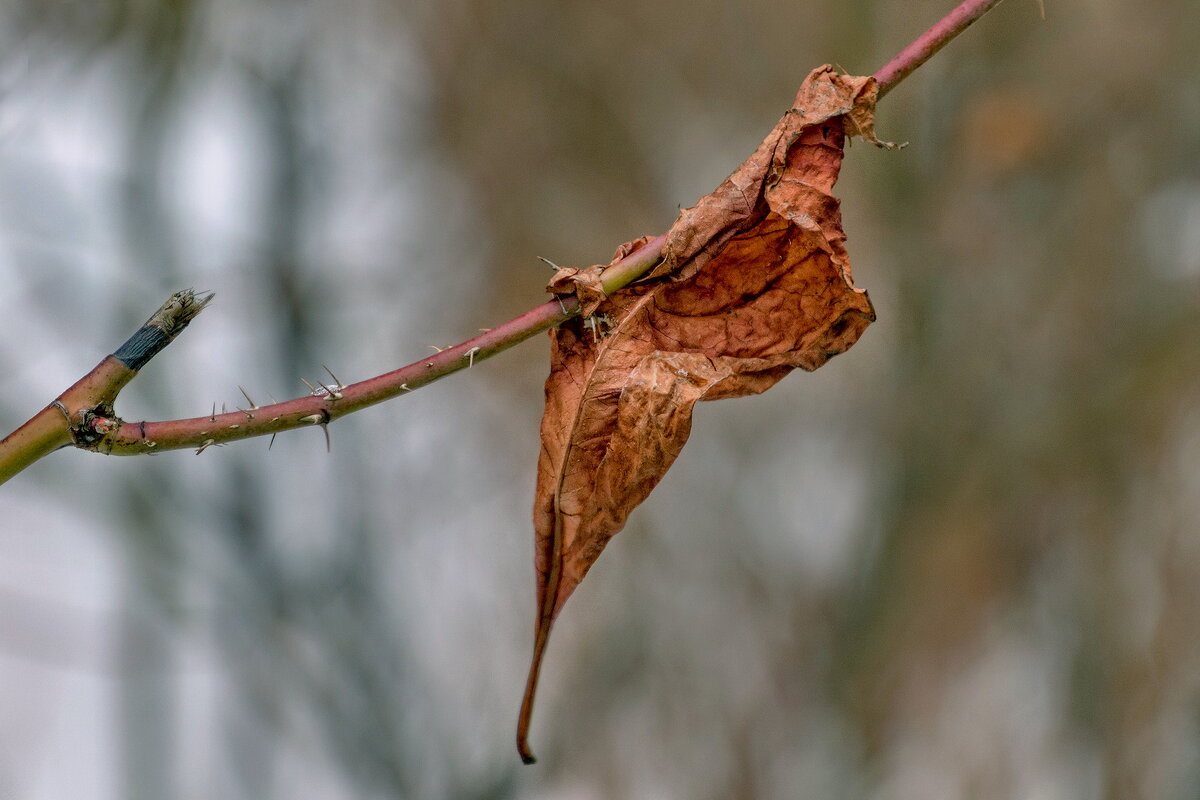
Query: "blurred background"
2 0 1198 797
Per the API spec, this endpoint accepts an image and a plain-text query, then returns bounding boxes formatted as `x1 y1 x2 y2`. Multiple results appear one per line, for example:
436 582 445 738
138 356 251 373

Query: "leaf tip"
516 661 542 765
517 720 538 764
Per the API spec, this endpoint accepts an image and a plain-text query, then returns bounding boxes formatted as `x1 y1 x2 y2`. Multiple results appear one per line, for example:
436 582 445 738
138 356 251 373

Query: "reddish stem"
103 239 666 454
873 0 1008 97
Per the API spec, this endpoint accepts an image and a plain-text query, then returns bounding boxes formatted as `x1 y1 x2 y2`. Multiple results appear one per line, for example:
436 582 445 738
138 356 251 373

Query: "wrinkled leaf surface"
518 66 888 763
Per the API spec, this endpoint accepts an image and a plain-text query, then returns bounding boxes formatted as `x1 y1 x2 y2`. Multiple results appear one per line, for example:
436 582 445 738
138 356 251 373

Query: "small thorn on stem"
303 375 343 400
238 386 259 410
464 346 481 368
428 344 449 353
299 413 332 451
322 364 342 387
538 256 562 271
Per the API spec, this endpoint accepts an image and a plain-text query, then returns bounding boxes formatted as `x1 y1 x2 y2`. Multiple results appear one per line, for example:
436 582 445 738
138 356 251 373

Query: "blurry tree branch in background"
0 0 1004 486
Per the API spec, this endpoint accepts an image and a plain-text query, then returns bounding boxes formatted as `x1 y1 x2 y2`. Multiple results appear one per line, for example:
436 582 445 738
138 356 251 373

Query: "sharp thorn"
301 377 319 394
538 256 562 271
238 385 259 409
322 364 342 387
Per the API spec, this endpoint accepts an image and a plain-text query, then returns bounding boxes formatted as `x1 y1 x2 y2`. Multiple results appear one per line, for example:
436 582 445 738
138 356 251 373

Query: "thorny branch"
0 240 664 484
0 0 1007 486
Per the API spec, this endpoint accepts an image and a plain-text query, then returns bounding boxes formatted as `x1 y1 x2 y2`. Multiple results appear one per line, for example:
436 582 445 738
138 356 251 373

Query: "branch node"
303 375 343 400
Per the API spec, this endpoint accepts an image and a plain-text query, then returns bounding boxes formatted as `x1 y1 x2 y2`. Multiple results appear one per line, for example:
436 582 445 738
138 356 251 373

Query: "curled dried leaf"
547 264 607 317
518 66 888 763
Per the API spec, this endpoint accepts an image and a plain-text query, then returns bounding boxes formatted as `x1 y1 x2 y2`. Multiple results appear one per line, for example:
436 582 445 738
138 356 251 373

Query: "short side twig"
0 290 211 484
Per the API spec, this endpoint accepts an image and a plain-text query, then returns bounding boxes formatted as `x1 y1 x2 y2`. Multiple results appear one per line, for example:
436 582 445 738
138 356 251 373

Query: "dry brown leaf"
518 66 887 763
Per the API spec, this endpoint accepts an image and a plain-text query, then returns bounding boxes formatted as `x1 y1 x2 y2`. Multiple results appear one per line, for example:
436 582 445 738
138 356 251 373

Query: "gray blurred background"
2 0 1198 798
